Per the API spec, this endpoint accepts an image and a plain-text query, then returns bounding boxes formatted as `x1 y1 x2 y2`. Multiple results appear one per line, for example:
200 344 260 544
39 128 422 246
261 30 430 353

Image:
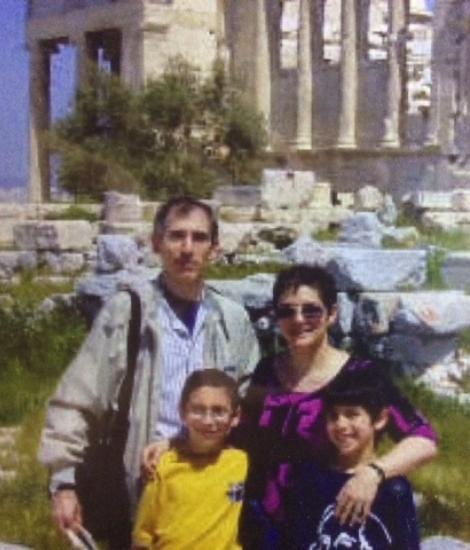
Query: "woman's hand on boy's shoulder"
335 464 382 526
141 439 170 480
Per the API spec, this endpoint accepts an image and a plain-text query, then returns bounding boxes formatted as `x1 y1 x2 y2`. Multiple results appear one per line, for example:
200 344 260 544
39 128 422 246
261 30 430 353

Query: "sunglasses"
275 303 325 320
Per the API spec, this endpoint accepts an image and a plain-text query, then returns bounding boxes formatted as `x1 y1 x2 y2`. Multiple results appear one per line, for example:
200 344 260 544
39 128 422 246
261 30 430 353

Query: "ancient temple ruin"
27 0 457 203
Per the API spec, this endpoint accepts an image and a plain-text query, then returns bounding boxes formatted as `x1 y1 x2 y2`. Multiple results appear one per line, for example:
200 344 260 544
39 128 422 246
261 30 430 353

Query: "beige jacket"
38 278 260 510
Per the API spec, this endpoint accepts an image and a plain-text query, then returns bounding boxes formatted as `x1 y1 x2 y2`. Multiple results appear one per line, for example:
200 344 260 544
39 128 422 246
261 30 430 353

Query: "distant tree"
50 58 267 201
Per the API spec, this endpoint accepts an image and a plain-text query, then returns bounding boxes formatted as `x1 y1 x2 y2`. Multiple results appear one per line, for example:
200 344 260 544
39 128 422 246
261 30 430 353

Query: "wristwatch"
367 462 386 483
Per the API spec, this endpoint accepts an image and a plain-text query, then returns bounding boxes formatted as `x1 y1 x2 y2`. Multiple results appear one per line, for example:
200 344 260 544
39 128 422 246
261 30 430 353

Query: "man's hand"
52 488 83 534
335 464 382 525
141 440 170 480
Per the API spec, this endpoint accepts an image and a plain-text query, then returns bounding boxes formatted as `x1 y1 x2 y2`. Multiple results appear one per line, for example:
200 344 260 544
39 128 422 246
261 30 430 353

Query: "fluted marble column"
70 32 88 90
254 0 271 139
295 0 313 150
380 0 406 147
121 26 144 90
216 0 230 67
337 0 358 148
28 40 50 203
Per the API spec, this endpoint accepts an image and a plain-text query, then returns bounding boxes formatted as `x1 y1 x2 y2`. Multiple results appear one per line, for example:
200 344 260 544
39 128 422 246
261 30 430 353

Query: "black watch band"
368 462 386 483
49 483 77 498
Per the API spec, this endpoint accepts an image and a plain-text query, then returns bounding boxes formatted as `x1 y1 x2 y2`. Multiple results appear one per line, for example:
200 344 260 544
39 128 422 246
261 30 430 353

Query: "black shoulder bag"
76 289 141 549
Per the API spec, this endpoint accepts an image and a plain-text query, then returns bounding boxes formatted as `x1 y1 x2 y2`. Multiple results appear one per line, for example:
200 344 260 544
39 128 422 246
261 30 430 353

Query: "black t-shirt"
284 462 420 550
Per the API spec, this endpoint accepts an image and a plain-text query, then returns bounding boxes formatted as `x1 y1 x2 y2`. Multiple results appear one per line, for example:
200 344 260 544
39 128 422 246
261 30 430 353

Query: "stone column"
121 26 144 90
380 0 406 148
337 0 358 148
28 40 50 203
216 0 230 68
295 0 313 150
254 0 271 140
70 32 88 89
424 67 439 146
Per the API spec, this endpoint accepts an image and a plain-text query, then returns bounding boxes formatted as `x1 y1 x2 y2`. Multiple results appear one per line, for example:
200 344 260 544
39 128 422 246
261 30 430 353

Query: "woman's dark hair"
153 196 219 244
180 369 240 411
323 366 390 421
272 264 337 313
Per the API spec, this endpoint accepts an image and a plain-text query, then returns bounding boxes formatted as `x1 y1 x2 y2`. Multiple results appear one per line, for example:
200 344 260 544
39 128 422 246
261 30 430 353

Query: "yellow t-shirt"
133 447 248 550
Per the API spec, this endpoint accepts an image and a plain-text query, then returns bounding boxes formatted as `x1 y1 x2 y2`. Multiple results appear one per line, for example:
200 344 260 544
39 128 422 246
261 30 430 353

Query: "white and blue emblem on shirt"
226 482 245 502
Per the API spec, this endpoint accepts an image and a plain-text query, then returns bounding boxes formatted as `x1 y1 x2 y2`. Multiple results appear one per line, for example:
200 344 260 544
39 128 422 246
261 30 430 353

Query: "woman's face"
276 285 336 352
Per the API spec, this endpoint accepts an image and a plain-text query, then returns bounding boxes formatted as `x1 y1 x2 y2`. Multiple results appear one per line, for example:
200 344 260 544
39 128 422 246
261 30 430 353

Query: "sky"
0 0 437 193
0 0 29 189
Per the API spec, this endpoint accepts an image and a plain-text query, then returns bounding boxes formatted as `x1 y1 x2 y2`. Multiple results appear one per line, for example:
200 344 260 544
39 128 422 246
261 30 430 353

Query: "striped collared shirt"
152 293 208 440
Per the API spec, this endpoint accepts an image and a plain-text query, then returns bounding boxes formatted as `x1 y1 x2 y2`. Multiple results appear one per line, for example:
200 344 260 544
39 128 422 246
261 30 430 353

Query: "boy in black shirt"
286 368 421 550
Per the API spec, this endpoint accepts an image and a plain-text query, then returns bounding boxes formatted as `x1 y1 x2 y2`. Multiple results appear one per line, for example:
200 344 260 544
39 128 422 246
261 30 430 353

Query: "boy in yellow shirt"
132 369 247 550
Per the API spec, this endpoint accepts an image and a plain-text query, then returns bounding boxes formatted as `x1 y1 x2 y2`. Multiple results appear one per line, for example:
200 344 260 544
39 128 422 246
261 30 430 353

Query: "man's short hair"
323 366 390 421
180 369 240 411
153 196 219 244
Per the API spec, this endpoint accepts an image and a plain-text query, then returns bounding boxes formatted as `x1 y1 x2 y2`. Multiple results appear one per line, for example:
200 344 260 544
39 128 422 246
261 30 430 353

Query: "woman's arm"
335 435 437 525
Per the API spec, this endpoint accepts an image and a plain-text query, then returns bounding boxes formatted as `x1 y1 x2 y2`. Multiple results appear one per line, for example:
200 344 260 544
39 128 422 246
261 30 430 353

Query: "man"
39 196 260 547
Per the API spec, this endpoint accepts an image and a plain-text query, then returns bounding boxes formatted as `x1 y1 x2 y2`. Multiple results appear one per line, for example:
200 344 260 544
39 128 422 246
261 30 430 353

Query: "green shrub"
0 273 75 308
44 204 99 222
425 248 447 290
0 279 86 424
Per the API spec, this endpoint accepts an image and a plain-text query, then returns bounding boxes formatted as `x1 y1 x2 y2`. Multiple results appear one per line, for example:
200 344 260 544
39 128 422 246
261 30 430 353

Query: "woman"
239 264 437 547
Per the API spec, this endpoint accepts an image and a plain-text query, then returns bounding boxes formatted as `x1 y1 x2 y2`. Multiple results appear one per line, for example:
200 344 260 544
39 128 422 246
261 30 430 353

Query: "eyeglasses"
275 303 325 321
186 406 233 422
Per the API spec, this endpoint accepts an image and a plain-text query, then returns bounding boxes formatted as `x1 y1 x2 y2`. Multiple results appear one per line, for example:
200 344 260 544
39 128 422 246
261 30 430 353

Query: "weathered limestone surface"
442 252 470 290
282 237 427 291
0 252 38 280
354 185 384 211
260 170 318 209
13 221 93 251
422 536 470 550
451 189 470 211
43 252 86 274
354 291 470 337
96 234 142 273
339 212 385 247
405 191 453 211
213 186 261 208
209 274 275 310
103 191 142 224
421 211 470 231
99 221 153 240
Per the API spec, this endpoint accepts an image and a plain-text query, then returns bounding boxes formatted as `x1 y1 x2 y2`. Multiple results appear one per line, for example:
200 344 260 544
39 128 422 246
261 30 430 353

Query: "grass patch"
397 213 470 251
312 225 341 242
396 380 470 540
44 204 99 223
0 272 75 308
0 413 73 549
421 229 470 251
458 328 470 354
424 248 447 290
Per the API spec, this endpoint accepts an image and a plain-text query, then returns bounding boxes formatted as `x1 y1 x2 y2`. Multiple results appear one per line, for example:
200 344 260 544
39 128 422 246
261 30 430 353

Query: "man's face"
153 207 217 287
